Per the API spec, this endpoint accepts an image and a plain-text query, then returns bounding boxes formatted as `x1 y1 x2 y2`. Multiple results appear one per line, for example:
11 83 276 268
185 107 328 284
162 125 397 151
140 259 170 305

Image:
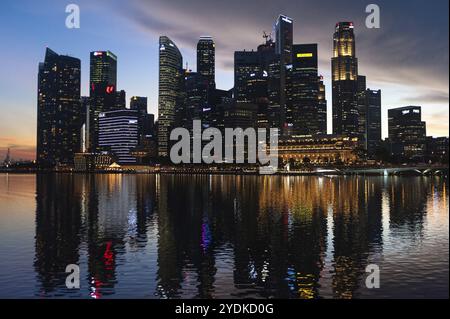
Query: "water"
0 173 448 299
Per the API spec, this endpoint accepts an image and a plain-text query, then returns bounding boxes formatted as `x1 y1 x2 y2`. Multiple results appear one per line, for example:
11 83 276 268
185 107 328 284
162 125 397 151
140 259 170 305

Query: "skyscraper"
363 89 382 156
234 37 281 130
158 36 183 157
287 44 322 136
197 36 215 89
275 14 293 66
274 15 293 133
332 22 359 136
89 51 118 151
317 76 327 135
37 48 81 167
388 106 427 159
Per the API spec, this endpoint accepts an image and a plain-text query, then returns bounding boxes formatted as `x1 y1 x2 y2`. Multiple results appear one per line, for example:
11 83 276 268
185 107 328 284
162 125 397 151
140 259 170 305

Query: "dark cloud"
110 0 448 92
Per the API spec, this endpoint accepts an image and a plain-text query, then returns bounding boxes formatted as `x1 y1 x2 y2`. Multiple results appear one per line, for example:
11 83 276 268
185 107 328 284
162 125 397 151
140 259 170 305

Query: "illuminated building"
388 106 427 159
426 136 449 163
37 48 81 167
89 51 118 152
332 22 359 136
317 76 327 134
234 37 281 130
197 36 215 89
287 44 324 136
272 135 360 165
98 109 139 164
130 96 154 143
275 15 293 133
158 36 183 157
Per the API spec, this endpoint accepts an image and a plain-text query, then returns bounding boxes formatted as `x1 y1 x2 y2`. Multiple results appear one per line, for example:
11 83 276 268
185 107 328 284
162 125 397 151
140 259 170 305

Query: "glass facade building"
89 51 118 152
197 36 215 89
332 22 359 136
37 48 81 167
158 36 183 157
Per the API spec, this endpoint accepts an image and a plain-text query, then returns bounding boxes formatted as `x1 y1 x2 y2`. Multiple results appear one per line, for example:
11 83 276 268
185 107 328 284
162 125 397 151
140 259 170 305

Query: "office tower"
388 106 427 159
317 76 327 134
275 14 293 66
80 96 90 153
37 48 81 167
234 37 281 130
274 15 293 132
158 36 183 157
197 36 215 89
234 50 261 103
288 44 321 136
332 22 359 136
364 89 382 156
115 90 126 109
184 71 209 131
357 75 367 140
426 136 449 163
130 96 148 116
130 96 148 140
98 109 139 164
89 50 118 151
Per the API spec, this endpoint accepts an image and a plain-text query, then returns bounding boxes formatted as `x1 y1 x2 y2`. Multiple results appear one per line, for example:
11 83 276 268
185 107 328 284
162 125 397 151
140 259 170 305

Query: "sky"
0 0 448 161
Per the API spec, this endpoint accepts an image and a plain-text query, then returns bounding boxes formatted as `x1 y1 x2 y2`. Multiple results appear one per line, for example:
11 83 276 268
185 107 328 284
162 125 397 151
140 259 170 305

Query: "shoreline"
0 166 448 177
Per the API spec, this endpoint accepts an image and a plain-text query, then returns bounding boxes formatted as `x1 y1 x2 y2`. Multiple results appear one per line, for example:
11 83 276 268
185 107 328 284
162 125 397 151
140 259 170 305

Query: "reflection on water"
0 174 448 298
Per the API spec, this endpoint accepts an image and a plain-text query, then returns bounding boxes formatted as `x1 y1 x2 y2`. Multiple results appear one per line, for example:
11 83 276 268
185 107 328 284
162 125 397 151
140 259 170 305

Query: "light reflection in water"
0 173 447 299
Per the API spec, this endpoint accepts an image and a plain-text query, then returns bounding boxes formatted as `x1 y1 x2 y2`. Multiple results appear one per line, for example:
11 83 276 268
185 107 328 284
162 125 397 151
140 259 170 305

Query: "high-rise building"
115 90 126 110
317 76 327 134
37 48 81 167
158 36 183 157
287 44 322 136
130 96 149 142
275 14 293 66
234 37 281 130
388 106 427 159
363 89 382 156
89 51 118 152
332 22 359 136
197 36 215 89
80 96 90 153
98 109 139 164
274 15 293 133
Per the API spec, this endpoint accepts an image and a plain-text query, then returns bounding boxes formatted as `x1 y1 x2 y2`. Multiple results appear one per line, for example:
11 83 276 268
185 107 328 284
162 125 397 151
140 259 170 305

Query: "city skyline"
1 0 449 160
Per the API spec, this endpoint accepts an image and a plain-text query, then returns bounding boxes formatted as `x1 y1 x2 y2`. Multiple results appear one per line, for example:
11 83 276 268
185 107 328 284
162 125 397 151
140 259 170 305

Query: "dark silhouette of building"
37 48 81 167
388 106 427 159
158 36 183 157
332 22 359 136
197 36 215 89
362 89 382 157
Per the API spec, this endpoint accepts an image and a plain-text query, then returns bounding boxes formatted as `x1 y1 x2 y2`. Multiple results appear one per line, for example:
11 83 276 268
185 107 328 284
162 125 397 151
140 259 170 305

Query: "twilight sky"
0 0 448 160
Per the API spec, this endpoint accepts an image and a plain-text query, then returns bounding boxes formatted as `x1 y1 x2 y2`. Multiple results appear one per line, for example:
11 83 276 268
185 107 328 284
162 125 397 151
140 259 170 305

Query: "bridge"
316 166 449 176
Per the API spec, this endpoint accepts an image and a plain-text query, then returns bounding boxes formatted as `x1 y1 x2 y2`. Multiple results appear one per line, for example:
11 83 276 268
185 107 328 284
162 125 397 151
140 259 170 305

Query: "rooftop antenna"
263 31 269 43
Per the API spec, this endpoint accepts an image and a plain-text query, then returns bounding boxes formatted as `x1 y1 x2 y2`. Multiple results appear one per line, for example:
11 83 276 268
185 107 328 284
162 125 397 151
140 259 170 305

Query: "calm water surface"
0 173 448 299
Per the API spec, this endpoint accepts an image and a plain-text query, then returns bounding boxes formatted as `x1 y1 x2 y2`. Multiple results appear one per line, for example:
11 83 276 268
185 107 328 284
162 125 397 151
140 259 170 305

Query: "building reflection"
34 173 82 295
34 174 157 297
34 173 440 298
